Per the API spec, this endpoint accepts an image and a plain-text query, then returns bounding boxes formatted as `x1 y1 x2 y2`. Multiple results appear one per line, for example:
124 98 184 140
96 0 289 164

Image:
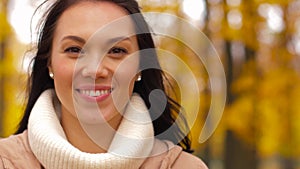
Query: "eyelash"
108 47 128 56
64 46 82 54
64 46 128 57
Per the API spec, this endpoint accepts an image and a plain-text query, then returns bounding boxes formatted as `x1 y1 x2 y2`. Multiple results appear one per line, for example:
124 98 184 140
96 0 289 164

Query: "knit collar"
28 89 154 169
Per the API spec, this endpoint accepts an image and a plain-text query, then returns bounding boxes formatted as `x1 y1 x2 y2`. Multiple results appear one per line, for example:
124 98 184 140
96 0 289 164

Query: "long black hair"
16 0 193 153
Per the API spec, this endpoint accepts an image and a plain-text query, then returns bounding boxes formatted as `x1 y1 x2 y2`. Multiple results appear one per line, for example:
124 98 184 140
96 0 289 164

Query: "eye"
108 47 128 57
64 46 82 54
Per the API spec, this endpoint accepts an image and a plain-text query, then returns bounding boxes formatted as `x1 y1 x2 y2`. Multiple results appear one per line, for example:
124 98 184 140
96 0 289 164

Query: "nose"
82 61 109 79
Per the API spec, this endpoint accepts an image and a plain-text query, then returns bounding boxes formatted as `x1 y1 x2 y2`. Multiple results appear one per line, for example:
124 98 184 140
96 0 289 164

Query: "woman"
0 0 208 168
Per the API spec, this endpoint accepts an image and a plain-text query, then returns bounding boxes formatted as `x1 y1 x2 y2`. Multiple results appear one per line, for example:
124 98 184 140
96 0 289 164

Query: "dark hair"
16 0 193 153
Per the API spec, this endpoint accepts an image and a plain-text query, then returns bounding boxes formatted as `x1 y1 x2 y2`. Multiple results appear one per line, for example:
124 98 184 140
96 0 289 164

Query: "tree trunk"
224 130 257 169
224 40 257 169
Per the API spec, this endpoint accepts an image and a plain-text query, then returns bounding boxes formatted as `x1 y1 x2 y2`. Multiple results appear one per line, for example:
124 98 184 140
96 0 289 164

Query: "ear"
48 66 53 73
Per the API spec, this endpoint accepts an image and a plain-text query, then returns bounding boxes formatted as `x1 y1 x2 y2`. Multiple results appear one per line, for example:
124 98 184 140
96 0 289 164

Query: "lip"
75 84 113 102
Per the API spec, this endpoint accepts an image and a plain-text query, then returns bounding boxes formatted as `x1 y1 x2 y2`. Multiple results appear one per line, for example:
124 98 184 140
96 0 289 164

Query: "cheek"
111 56 139 112
51 57 75 107
114 56 139 92
53 61 74 87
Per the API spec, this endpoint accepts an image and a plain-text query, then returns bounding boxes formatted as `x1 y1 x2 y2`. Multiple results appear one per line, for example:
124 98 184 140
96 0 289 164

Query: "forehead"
55 1 134 39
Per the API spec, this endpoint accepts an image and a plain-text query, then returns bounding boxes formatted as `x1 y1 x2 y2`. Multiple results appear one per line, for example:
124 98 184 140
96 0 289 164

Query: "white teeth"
80 89 111 97
90 90 95 96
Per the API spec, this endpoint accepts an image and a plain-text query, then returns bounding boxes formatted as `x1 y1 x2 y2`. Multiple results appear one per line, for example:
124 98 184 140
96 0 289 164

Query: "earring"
49 72 54 79
136 75 141 82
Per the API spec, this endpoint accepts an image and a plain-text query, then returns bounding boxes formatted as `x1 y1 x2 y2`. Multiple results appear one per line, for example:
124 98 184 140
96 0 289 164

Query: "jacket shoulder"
0 131 41 169
141 139 208 169
0 156 15 169
172 151 208 169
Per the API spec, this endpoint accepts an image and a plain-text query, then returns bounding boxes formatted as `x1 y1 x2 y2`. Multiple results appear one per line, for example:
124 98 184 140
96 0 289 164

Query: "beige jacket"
0 131 208 169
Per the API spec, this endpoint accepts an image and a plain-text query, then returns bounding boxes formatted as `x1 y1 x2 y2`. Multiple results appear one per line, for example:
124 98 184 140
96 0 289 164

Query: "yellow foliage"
254 0 293 5
227 57 300 157
0 12 10 42
0 5 24 137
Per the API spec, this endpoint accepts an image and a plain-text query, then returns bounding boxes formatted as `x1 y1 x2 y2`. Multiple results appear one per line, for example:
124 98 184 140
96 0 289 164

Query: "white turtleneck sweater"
27 89 155 169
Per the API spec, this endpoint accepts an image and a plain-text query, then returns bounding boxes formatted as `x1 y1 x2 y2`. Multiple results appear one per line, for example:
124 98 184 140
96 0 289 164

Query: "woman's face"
50 1 140 125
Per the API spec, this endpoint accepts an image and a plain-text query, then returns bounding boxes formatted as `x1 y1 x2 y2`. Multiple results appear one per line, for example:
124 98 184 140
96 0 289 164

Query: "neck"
61 107 122 153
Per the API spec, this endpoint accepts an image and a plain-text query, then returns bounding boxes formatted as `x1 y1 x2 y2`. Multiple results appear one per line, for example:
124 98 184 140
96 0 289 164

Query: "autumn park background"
1 0 300 168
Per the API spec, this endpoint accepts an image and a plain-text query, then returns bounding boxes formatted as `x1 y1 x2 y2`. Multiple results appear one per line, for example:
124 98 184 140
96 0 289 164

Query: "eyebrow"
61 35 132 46
107 36 131 44
61 35 86 44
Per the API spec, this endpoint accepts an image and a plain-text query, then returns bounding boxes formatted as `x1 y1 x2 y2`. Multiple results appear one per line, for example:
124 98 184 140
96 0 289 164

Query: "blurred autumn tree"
0 0 10 136
139 0 300 169
0 0 24 137
206 0 300 168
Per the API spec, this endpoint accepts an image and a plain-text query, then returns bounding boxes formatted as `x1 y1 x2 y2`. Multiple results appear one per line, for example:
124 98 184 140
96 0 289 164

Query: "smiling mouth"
76 89 113 97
